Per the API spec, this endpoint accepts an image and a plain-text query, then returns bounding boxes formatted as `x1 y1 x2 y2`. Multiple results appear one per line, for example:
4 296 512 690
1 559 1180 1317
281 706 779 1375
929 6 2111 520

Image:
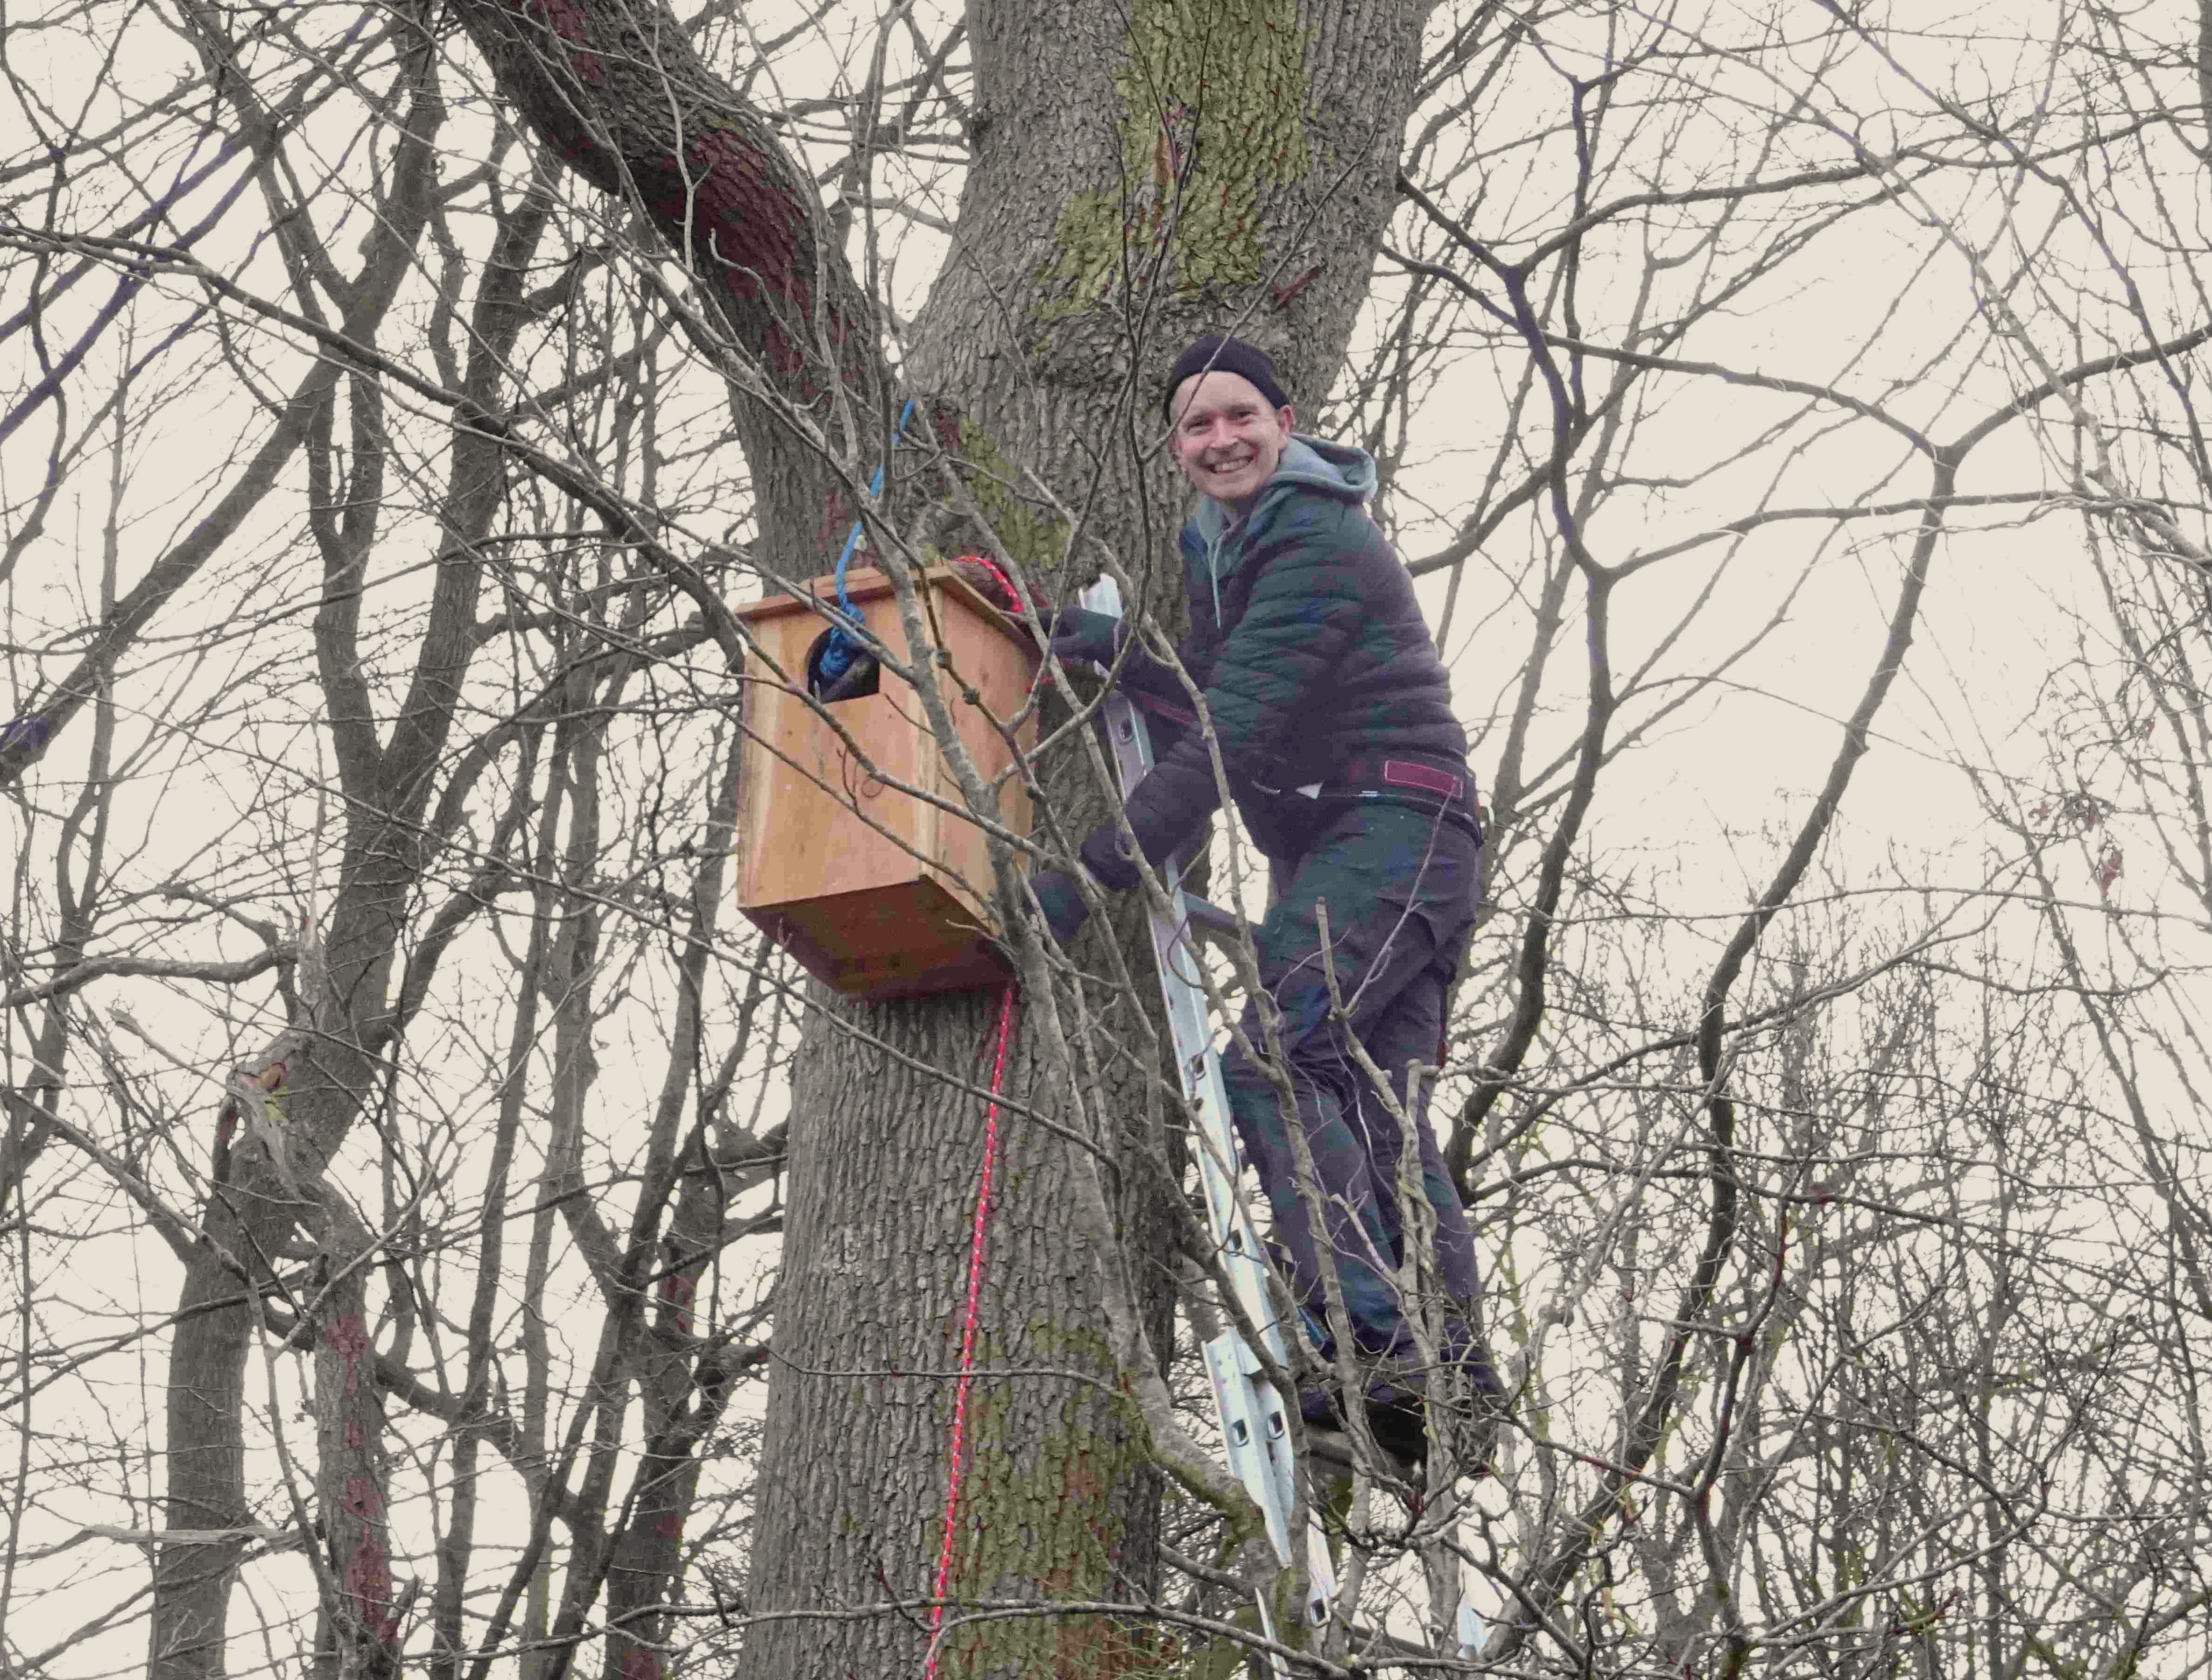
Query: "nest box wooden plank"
735 565 1039 1001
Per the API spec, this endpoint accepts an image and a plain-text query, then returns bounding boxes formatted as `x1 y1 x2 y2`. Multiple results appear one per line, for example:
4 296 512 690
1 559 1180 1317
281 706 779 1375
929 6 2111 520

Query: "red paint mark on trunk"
346 1418 365 1450
632 128 845 401
327 1313 372 1397
620 1649 661 1680
653 1510 683 1540
1271 262 1323 309
520 0 604 84
346 1531 398 1642
344 1476 384 1518
762 317 806 385
658 1270 697 1333
685 129 808 311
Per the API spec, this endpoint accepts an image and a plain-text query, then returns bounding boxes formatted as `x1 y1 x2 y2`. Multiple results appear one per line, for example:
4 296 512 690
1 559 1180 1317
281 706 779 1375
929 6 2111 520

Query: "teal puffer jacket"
1108 435 1468 870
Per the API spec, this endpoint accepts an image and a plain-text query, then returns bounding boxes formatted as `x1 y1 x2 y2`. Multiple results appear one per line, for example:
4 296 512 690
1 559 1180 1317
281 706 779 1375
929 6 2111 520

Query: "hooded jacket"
1085 435 1469 882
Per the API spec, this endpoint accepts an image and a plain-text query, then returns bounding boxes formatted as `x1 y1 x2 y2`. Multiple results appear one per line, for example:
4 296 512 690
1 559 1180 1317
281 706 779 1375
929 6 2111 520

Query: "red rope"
951 551 1024 614
922 981 1020 1677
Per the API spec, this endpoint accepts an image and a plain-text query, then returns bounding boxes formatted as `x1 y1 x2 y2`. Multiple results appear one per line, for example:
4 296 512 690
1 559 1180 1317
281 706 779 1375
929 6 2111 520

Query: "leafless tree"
5 0 2212 1676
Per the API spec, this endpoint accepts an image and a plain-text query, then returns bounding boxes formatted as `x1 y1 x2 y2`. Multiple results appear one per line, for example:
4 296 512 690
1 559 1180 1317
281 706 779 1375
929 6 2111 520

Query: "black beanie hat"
1162 335 1291 422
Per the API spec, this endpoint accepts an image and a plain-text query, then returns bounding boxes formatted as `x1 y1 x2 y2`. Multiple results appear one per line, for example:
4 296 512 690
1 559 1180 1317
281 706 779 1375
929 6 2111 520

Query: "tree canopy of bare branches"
6 0 2212 1675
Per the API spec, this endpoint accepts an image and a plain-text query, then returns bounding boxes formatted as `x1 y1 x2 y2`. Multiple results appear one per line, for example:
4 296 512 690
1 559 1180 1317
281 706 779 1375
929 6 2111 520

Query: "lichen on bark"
935 1370 1172 1678
951 417 1070 571
1043 0 1312 313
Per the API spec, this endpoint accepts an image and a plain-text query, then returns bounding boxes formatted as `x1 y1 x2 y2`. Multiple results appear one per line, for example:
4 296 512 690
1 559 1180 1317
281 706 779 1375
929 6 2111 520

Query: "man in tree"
1032 334 1500 1464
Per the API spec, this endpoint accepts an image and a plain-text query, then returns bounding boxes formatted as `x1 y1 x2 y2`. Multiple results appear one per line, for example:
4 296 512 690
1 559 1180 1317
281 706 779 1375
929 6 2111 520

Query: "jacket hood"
1191 434 1376 548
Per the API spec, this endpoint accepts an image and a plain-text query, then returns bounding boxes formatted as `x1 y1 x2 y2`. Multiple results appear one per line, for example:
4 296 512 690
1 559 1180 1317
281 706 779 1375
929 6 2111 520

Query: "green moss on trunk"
1044 0 1311 312
932 1324 1176 1677
954 417 1070 569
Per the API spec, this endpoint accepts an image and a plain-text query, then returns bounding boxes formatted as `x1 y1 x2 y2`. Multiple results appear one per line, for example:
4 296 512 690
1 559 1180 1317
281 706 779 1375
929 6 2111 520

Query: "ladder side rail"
1084 672 1336 1642
1072 582 1335 1642
1095 693 1282 1354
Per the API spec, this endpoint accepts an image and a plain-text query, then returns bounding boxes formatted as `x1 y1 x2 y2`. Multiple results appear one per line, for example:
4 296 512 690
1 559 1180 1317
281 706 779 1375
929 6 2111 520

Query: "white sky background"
5 0 2211 1670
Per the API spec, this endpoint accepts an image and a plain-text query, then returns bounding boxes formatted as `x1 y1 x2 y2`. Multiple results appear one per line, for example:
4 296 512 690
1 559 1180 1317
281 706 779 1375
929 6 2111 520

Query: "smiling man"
1030 334 1501 1468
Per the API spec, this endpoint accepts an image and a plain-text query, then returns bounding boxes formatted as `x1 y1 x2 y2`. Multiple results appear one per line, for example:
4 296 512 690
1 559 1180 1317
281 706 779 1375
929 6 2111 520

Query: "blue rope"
816 398 917 686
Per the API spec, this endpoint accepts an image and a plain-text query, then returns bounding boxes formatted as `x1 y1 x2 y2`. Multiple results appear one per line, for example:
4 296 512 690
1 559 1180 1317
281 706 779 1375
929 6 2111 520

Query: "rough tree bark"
309 1203 400 1680
437 0 1446 1671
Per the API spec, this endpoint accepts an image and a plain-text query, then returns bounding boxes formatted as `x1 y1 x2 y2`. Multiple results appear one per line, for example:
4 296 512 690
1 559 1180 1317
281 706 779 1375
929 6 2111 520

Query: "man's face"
1168 371 1295 506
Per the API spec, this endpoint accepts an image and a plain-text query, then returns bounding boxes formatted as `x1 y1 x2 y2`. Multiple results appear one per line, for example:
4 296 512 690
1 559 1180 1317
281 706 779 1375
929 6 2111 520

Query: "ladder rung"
1181 892 1245 943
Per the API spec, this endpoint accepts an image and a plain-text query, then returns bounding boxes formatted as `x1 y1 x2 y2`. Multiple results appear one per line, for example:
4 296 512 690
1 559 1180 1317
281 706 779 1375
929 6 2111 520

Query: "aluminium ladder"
1074 581 1490 1669
1077 580 1336 1669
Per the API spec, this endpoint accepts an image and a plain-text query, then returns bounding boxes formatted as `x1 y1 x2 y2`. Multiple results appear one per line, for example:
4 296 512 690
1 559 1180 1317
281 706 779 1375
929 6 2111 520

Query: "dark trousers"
1219 798 1488 1384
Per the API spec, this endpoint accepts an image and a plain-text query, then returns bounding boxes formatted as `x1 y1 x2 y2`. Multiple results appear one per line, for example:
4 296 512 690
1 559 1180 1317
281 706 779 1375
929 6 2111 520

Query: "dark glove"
1046 607 1125 669
1029 869 1092 947
1078 824 1141 893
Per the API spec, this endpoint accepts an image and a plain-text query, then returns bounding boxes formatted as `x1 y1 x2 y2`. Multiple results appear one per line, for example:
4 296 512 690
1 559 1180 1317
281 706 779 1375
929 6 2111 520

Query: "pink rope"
922 982 1019 1678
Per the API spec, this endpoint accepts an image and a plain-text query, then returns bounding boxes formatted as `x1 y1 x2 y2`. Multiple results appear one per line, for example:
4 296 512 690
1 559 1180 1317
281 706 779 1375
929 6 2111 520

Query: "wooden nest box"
735 565 1040 1001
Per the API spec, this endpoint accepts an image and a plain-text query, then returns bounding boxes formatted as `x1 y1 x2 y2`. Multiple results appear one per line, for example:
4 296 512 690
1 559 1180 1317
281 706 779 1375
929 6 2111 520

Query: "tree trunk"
746 0 1440 1666
152 1244 257 1679
598 1143 752 1680
310 1218 399 1680
744 991 1167 1678
425 0 1439 1670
